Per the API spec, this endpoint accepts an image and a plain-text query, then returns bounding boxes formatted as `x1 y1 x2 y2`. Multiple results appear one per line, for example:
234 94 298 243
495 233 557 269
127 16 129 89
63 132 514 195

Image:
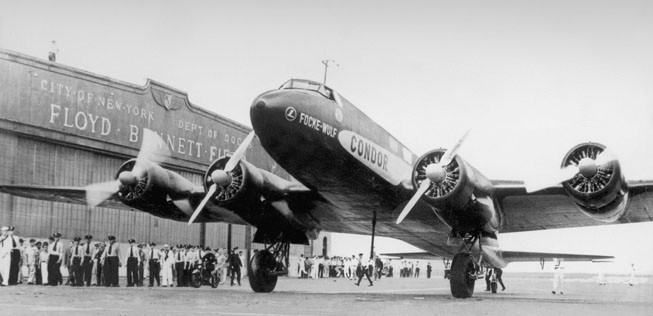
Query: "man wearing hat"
82 235 94 286
47 232 63 286
102 235 121 287
125 239 139 287
184 245 196 286
174 245 185 287
147 242 160 287
70 237 84 286
137 243 146 286
93 242 104 286
5 227 21 285
160 244 174 287
228 247 242 286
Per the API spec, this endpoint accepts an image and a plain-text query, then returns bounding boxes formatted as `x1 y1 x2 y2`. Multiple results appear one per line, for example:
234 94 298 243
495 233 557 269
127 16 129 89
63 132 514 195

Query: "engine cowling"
411 149 474 209
561 143 628 222
203 157 260 212
116 159 196 219
203 157 314 244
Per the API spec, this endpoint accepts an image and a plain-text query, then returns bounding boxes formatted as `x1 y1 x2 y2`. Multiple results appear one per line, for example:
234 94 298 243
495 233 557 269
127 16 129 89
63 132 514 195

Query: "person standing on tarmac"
354 253 373 287
125 239 140 287
426 262 432 279
70 237 84 286
102 235 121 287
228 247 242 286
148 243 160 287
81 235 94 286
495 268 505 291
552 258 564 295
48 232 63 286
174 245 186 287
160 244 174 287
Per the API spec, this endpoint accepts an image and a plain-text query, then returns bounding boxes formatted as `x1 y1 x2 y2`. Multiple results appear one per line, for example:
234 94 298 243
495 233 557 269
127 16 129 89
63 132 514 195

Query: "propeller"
187 131 255 225
396 130 470 224
84 128 170 208
525 147 616 193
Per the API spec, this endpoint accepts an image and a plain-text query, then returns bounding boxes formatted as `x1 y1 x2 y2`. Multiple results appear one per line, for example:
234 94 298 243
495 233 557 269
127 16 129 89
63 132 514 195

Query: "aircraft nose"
250 90 288 132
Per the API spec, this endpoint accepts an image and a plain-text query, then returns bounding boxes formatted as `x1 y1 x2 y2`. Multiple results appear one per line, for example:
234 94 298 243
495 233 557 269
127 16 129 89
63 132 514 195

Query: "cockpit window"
279 79 334 100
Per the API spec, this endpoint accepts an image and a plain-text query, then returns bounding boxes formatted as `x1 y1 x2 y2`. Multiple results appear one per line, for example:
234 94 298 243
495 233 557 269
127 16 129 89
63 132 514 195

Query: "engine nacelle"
203 157 261 213
412 149 474 209
116 159 196 220
411 149 499 234
561 143 629 222
203 157 314 244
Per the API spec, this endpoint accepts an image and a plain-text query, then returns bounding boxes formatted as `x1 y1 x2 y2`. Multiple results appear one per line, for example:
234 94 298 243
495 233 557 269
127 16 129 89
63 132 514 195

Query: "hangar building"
0 49 330 258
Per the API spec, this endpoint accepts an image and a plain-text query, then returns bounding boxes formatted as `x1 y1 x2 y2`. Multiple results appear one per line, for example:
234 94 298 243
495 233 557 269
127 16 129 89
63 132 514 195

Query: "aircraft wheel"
248 250 278 293
491 282 498 294
450 253 476 298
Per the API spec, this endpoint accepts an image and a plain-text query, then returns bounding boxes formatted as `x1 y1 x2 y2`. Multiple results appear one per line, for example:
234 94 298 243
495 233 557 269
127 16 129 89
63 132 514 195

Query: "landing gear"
450 253 477 298
248 239 290 293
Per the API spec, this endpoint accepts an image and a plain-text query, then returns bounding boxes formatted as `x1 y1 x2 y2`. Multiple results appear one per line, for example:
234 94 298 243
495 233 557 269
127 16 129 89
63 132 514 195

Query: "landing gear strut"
449 233 483 298
248 238 290 293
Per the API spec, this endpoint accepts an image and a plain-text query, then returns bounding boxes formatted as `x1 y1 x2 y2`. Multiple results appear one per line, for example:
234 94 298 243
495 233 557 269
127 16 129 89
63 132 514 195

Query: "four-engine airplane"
2 78 653 298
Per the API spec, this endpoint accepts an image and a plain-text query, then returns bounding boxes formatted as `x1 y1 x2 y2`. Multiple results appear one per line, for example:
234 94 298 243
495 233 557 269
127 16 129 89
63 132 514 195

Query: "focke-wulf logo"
285 107 297 121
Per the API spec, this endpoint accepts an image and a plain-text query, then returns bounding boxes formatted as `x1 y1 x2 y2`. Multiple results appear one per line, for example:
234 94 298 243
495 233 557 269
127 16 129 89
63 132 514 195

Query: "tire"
450 253 476 298
248 250 278 293
191 272 202 288
491 282 497 294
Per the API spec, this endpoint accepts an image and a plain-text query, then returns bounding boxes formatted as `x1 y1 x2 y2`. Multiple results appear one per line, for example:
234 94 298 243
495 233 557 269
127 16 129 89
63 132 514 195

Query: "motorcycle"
190 260 220 288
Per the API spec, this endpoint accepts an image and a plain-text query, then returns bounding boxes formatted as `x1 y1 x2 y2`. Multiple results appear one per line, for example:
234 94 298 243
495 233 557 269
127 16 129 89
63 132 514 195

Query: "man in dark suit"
228 247 242 286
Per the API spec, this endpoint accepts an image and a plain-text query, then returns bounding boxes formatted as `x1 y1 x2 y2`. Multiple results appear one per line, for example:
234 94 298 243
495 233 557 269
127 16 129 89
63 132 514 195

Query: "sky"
1 0 652 273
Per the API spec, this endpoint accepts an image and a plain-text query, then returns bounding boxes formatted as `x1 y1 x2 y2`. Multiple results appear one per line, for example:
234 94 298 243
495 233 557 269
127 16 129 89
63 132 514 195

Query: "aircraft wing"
491 180 653 233
0 184 124 209
501 250 613 263
380 252 443 260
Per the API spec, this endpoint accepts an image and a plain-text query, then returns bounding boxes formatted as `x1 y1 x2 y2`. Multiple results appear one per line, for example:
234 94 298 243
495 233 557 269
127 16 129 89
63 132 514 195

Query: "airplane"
2 78 652 298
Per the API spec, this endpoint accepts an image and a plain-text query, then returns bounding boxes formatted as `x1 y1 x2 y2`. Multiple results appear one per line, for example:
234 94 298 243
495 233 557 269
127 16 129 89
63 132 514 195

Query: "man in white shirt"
125 239 140 287
160 244 174 287
552 258 564 294
81 235 94 287
25 239 39 284
47 232 64 286
70 237 84 286
147 242 160 287
354 253 373 286
101 235 121 287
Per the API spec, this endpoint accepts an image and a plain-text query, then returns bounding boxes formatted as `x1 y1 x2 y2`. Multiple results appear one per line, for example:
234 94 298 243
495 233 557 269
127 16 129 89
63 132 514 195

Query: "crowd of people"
0 226 247 287
295 254 436 286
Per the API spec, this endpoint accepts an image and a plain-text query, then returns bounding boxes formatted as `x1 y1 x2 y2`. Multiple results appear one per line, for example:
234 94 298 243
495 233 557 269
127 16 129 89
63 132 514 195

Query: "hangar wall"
0 49 327 255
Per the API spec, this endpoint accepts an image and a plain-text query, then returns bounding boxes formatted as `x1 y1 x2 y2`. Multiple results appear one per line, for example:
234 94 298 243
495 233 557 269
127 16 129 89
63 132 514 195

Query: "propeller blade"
188 184 217 225
525 165 579 193
85 180 120 208
133 128 171 175
595 148 617 166
224 131 255 172
396 179 431 225
137 128 171 165
440 129 471 166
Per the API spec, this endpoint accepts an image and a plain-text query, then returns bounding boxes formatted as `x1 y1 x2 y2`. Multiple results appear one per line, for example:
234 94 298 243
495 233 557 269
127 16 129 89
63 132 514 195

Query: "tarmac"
0 274 650 316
